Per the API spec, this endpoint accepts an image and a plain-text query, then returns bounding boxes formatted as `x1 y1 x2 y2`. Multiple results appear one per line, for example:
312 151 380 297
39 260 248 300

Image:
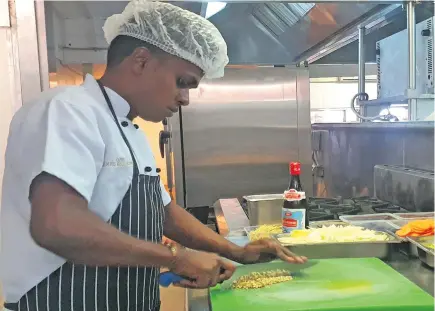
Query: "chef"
0 1 307 311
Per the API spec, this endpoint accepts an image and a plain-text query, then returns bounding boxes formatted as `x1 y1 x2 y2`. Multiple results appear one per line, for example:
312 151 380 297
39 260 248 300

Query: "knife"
159 261 318 288
159 271 187 287
159 268 227 287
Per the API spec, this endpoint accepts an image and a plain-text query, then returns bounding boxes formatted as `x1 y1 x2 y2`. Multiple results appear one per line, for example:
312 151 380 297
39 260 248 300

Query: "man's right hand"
170 248 236 289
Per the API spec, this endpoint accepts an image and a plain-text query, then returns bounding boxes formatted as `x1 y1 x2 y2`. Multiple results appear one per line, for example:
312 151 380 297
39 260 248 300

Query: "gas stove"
307 196 409 221
236 195 411 226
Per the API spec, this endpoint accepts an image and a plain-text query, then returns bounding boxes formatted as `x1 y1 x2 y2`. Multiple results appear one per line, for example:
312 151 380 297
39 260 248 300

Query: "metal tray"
395 212 435 220
339 213 400 223
408 236 435 268
273 229 401 260
309 220 401 238
417 248 434 268
388 219 433 257
388 218 435 229
308 220 349 228
389 219 412 228
350 220 404 239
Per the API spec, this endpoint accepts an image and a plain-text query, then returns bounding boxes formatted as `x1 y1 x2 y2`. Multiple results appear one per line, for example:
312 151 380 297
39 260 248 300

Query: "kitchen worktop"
186 245 434 311
185 201 434 311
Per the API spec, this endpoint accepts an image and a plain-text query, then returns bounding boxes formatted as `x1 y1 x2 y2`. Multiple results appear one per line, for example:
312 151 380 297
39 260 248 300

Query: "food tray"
350 220 404 239
244 224 283 241
388 219 433 229
273 230 401 260
394 212 435 220
407 236 434 268
388 219 412 229
388 219 434 257
308 220 349 228
339 213 400 223
244 225 262 240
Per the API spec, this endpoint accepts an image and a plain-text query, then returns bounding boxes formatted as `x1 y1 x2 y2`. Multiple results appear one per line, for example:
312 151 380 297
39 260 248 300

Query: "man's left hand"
234 239 308 265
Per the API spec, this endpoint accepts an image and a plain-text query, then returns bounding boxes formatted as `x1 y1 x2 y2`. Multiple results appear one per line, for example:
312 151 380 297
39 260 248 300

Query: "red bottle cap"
289 162 301 175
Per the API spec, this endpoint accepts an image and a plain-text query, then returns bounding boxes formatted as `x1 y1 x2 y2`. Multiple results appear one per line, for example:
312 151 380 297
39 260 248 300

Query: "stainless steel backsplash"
311 122 434 211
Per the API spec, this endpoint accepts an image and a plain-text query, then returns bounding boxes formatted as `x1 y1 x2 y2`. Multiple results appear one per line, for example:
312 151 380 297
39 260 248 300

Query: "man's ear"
130 47 153 75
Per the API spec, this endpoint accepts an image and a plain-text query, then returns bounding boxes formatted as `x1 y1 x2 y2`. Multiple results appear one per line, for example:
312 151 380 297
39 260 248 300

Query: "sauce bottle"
282 162 309 232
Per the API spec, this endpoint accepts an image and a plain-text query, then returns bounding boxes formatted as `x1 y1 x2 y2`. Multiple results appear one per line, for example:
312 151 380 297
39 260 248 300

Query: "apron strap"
96 80 140 175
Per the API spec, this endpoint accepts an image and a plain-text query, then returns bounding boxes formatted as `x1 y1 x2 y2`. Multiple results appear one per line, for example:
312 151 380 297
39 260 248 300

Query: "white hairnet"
103 0 229 79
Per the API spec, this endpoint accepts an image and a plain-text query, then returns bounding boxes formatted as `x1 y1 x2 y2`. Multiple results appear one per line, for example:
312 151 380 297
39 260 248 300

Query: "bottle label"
282 208 306 232
283 189 306 201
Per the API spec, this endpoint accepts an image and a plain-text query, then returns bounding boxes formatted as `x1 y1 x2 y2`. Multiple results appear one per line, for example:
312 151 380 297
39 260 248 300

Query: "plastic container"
339 213 400 223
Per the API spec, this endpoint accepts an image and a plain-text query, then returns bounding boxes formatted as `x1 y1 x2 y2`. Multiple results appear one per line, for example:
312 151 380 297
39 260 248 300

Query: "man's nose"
177 89 189 106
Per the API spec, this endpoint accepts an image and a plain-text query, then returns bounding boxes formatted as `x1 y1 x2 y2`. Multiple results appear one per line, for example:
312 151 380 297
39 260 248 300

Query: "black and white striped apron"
6 81 165 311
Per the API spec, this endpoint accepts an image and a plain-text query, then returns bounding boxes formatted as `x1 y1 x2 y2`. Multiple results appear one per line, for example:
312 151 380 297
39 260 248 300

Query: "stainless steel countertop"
186 200 434 311
311 121 435 130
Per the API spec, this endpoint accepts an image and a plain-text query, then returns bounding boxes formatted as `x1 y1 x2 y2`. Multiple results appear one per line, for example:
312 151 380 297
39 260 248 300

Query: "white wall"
0 28 19 203
310 82 378 110
309 64 377 79
0 1 46 203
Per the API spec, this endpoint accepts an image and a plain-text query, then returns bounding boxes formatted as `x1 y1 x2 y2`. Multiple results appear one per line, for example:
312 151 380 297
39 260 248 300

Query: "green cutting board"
210 258 434 311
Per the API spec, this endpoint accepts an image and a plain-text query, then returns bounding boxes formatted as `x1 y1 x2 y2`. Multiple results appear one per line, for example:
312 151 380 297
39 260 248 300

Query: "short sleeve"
22 97 105 202
160 180 172 206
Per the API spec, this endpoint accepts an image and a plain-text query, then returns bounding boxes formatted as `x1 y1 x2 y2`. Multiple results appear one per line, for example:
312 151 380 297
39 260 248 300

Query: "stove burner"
372 205 402 213
308 197 340 207
351 196 404 213
307 200 362 221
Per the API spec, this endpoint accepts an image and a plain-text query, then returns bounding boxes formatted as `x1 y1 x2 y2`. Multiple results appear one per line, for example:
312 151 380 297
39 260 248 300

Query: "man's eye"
177 78 189 89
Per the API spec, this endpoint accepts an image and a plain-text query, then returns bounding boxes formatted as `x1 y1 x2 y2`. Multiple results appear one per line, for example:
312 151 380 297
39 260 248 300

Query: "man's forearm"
163 202 244 262
30 173 175 268
36 207 174 267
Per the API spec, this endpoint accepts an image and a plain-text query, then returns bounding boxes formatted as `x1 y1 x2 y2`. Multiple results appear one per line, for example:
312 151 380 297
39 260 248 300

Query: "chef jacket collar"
83 74 130 118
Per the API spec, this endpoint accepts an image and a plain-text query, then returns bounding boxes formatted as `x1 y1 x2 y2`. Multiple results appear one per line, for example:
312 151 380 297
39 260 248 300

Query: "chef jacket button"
134 124 139 129
144 166 152 172
156 168 161 173
121 121 128 127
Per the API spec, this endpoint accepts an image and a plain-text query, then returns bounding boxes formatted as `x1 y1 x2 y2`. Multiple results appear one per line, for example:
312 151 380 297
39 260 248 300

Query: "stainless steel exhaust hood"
250 3 315 37
207 2 380 65
45 1 433 67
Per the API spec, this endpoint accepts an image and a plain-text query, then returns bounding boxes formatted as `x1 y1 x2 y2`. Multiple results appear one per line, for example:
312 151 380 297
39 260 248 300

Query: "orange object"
396 219 434 238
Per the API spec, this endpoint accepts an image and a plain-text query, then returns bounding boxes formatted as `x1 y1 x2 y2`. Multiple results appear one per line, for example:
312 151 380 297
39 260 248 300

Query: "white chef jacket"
0 74 172 303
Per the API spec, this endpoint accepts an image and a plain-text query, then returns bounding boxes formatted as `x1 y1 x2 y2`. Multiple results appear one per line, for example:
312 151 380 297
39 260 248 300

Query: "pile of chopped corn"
231 269 293 289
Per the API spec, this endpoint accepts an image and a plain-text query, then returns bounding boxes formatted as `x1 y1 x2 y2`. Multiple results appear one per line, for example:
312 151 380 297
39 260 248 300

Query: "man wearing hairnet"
1 1 306 311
